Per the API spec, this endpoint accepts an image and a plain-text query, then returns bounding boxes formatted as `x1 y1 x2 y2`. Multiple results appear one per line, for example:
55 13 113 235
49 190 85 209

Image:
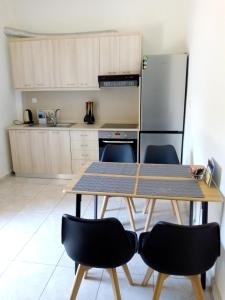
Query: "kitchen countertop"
8 122 140 131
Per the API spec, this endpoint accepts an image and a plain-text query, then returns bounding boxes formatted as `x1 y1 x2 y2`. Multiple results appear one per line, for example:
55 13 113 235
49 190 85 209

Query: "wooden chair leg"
129 197 136 214
144 199 156 232
69 264 89 300
99 196 109 219
188 275 205 300
171 200 182 225
122 264 133 285
142 199 150 214
141 267 154 286
153 273 168 300
125 197 136 231
107 268 122 300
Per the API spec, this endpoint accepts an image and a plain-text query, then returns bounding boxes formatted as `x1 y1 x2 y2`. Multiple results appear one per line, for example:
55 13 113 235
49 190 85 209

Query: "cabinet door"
29 131 49 174
9 41 34 88
47 131 72 174
52 38 77 88
99 36 119 75
31 40 54 88
9 130 33 174
119 35 141 74
76 37 99 88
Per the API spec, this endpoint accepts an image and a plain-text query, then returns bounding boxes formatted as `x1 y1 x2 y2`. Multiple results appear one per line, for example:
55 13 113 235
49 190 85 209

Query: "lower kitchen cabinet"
9 129 72 176
70 130 99 174
48 130 72 174
29 130 49 174
9 130 33 174
9 128 99 177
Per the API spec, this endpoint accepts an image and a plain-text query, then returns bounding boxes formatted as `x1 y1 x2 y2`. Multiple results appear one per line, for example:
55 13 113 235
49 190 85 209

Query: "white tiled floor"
0 175 212 300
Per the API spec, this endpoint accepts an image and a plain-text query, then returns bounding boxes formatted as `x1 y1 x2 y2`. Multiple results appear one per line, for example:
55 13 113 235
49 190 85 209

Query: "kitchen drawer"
71 139 98 150
72 149 98 160
70 130 98 141
72 159 91 174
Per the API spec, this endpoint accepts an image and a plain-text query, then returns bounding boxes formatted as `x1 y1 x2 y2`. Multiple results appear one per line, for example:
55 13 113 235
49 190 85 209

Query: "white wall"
184 0 225 298
22 88 139 124
7 0 189 127
0 0 18 177
9 0 188 54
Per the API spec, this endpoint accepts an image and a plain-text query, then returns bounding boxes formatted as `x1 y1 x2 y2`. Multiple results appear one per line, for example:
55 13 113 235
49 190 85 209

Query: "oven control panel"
98 131 138 140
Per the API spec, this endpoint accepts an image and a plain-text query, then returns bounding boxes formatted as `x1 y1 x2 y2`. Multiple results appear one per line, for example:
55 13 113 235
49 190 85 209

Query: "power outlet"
32 97 38 104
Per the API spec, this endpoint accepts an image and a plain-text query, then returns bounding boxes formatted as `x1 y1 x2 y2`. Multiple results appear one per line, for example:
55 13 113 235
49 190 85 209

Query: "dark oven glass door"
98 139 137 162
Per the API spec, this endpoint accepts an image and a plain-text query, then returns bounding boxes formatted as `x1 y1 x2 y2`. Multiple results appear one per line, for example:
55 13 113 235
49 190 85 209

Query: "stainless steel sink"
25 123 75 128
54 123 75 128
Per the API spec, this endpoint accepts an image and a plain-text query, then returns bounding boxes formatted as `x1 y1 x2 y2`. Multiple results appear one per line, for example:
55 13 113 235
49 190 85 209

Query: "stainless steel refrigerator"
140 54 188 162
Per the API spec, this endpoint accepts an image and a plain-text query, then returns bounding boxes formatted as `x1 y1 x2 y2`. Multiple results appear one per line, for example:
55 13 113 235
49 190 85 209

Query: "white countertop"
8 122 140 131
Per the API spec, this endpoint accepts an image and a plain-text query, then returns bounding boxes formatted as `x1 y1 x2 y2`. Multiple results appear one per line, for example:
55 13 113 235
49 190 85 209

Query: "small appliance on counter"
83 101 95 124
37 110 47 125
23 109 34 124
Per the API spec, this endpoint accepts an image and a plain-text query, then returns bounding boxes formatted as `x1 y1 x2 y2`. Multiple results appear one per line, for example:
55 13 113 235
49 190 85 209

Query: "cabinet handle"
80 144 88 147
80 134 88 137
81 154 89 157
24 84 31 87
67 83 75 86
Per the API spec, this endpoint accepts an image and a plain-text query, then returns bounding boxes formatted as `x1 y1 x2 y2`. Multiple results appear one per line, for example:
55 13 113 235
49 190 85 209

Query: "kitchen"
0 0 225 300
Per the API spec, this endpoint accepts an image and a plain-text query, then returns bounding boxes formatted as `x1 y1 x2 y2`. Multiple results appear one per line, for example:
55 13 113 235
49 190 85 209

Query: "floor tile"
0 261 54 300
96 270 154 300
57 251 74 268
40 266 103 300
0 175 213 300
16 214 64 265
0 212 48 260
0 260 11 276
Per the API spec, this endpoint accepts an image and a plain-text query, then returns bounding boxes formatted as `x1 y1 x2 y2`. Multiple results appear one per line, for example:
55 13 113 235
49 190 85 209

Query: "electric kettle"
23 109 34 124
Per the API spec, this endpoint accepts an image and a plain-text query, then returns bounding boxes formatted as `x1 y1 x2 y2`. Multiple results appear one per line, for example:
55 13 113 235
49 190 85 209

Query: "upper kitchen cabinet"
99 33 142 75
9 32 141 90
119 34 142 74
9 41 34 89
10 39 54 89
99 36 119 75
52 38 78 88
31 39 54 88
9 36 99 90
76 37 99 88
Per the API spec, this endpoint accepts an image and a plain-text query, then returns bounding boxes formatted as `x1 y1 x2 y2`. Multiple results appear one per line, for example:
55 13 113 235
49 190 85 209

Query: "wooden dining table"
64 161 223 289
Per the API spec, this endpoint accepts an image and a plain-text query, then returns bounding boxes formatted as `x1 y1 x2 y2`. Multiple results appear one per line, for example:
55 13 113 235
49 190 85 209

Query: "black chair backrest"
62 214 137 268
144 145 179 164
101 144 135 163
139 221 220 276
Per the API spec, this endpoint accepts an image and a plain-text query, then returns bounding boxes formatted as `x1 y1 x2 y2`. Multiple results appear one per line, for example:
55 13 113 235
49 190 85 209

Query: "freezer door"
140 133 183 163
141 54 187 131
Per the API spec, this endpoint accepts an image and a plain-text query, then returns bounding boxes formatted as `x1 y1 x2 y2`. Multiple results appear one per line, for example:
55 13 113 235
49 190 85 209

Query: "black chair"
99 144 136 230
138 221 220 300
143 144 182 231
62 214 137 300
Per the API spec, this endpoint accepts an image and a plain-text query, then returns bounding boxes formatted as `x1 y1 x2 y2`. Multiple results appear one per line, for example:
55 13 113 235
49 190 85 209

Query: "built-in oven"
98 130 138 162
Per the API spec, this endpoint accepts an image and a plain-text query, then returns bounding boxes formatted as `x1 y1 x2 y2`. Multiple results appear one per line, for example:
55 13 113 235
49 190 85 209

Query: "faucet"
47 109 61 126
